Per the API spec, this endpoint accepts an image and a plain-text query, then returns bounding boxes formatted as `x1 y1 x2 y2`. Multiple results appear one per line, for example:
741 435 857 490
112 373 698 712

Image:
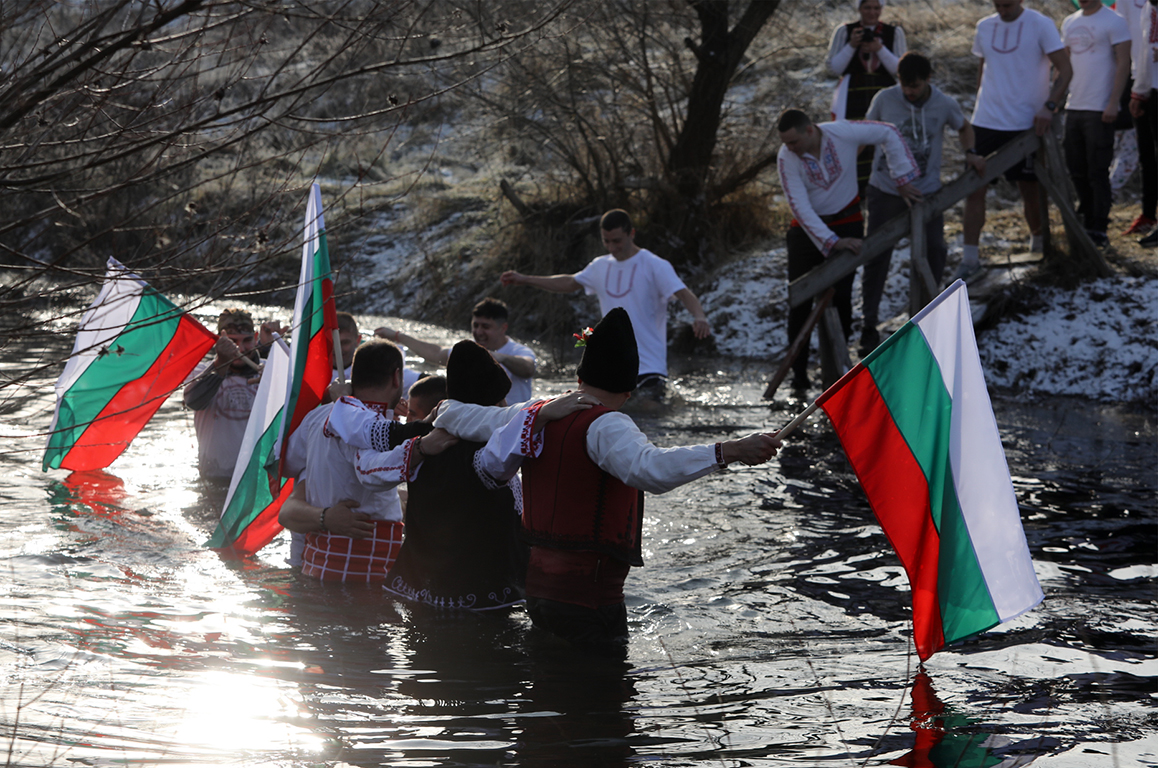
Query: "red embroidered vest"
522 406 644 567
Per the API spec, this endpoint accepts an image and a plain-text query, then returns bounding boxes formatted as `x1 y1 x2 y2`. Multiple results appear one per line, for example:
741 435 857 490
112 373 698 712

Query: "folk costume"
827 0 907 193
434 309 732 657
776 119 918 384
284 398 428 583
384 341 528 611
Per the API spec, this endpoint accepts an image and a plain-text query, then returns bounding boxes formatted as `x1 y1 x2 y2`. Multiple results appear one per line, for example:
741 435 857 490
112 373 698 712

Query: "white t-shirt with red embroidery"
574 249 686 377
972 9 1065 131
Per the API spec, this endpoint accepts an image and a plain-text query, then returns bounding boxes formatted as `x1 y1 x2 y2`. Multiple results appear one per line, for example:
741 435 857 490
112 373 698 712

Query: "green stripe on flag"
45 290 181 469
866 323 1001 643
207 416 282 548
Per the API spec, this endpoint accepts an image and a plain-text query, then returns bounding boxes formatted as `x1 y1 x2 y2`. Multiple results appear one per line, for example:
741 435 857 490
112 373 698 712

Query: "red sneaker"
1123 215 1157 235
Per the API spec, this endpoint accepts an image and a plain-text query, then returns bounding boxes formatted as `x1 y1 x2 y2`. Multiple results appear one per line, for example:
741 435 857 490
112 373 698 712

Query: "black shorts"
974 125 1037 183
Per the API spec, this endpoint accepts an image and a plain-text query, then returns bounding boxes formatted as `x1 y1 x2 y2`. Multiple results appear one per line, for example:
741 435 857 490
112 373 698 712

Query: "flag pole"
332 328 345 384
772 360 866 440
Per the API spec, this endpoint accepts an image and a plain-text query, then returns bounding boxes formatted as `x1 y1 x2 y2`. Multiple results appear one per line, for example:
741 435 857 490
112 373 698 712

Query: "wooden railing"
767 119 1112 396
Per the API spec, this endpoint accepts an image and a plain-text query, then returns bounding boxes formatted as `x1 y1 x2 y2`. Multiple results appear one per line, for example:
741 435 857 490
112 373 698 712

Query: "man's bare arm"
493 351 536 378
501 271 581 293
373 327 449 365
278 482 372 539
1106 40 1131 124
673 288 711 338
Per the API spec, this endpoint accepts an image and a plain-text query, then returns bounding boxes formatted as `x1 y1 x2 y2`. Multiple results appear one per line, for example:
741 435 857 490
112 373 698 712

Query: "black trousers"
786 221 861 379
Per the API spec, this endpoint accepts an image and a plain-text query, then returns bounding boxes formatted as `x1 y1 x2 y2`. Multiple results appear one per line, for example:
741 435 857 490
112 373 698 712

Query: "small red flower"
573 326 595 348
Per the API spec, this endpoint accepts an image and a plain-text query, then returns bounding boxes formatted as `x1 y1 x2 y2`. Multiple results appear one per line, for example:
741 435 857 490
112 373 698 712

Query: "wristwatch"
965 148 980 156
1045 100 1058 112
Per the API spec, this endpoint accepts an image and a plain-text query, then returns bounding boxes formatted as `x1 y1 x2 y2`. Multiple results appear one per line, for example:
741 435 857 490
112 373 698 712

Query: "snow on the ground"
977 276 1157 405
691 247 1157 406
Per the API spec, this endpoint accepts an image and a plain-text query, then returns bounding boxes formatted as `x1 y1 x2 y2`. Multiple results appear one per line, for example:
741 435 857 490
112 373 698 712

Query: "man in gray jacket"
860 52 986 355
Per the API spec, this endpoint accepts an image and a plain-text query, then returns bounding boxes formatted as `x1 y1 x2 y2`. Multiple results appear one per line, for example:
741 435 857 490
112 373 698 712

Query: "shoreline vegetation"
1 0 1154 406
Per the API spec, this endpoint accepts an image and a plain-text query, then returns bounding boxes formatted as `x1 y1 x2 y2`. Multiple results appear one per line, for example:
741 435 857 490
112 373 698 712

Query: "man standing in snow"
959 0 1071 277
500 209 711 400
1129 0 1158 247
776 108 921 389
860 52 986 355
1062 0 1132 248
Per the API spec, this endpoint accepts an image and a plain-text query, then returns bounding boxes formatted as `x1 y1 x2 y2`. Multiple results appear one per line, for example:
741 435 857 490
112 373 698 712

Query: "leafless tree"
471 0 784 269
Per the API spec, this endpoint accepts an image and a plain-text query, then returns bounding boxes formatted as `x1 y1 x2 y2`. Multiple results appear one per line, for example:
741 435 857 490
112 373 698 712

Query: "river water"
1 309 1154 768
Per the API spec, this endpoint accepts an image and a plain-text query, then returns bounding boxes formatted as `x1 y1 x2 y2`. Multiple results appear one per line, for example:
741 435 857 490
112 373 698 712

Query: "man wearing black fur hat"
432 308 781 657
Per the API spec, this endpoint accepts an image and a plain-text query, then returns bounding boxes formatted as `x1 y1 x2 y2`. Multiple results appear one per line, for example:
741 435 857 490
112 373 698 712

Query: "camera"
860 27 875 43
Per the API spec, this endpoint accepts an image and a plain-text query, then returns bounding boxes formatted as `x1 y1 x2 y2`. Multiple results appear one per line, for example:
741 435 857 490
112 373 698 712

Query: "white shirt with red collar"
777 120 919 256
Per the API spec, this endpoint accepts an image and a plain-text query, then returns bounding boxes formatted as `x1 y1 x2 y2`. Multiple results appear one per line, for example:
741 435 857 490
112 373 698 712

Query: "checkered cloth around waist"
301 519 404 583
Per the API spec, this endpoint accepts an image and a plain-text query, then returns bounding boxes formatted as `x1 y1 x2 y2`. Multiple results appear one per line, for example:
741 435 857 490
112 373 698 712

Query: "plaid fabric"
301 519 404 583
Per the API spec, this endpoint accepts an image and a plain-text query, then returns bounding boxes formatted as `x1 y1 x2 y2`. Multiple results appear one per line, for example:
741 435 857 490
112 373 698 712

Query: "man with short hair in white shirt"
1130 0 1158 246
375 297 537 403
1062 0 1132 247
500 209 711 398
775 108 921 389
959 0 1072 278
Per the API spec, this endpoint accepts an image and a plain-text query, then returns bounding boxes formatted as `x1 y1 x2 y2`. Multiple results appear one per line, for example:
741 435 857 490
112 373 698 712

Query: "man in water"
375 297 536 403
184 308 280 480
431 308 781 657
280 339 446 582
500 209 711 399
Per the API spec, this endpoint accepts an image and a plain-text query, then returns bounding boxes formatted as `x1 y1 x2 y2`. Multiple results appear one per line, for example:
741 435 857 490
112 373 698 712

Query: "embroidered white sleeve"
585 412 721 494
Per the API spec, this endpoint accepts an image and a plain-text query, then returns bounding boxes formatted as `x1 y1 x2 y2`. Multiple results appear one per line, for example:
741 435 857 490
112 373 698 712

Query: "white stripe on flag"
914 281 1043 622
223 337 291 511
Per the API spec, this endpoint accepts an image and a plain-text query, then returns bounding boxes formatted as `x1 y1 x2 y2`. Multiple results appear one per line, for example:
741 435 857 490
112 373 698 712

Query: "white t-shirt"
494 338 536 403
574 249 687 377
1063 7 1131 111
972 9 1065 131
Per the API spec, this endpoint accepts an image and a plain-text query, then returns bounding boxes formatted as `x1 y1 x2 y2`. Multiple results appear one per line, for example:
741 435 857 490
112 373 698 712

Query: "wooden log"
762 287 834 399
818 304 851 388
908 201 938 316
789 129 1040 308
1036 133 1113 278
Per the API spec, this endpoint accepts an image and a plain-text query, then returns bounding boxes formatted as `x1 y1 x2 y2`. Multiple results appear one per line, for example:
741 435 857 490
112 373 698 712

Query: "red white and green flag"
817 280 1042 660
277 182 338 472
44 257 216 472
207 336 295 553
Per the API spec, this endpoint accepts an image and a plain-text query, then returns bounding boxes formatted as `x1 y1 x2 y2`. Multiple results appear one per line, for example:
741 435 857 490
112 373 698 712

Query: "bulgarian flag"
815 280 1042 660
207 336 294 553
44 257 216 471
277 182 338 472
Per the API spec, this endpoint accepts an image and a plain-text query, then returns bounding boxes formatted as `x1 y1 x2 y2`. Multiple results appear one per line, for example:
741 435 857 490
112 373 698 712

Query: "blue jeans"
1064 110 1116 233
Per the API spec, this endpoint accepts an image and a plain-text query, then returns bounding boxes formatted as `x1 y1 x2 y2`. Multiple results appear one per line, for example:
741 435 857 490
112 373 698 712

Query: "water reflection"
1 333 1154 766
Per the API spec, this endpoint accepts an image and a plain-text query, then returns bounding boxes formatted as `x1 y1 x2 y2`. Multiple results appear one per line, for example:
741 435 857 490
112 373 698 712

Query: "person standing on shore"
776 108 921 389
861 52 985 355
958 0 1071 278
827 0 907 196
1062 0 1132 248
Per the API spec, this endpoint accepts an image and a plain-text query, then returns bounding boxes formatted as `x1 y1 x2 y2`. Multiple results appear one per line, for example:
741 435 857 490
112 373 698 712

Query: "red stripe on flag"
227 479 295 556
59 315 216 471
821 369 946 659
285 325 333 444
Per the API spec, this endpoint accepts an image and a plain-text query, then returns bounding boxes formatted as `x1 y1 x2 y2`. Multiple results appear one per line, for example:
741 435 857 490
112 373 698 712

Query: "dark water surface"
1 318 1154 767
